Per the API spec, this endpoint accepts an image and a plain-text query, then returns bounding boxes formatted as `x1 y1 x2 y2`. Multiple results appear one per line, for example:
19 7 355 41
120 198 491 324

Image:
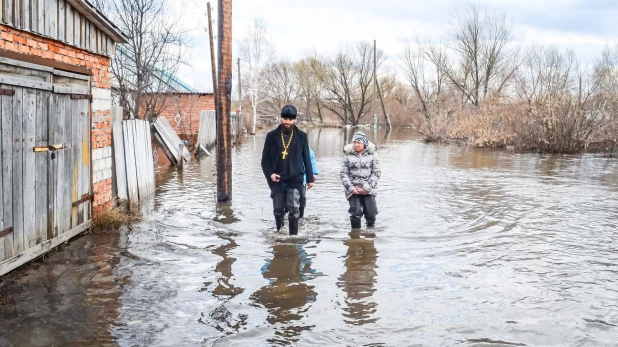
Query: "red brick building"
142 93 215 141
0 0 126 275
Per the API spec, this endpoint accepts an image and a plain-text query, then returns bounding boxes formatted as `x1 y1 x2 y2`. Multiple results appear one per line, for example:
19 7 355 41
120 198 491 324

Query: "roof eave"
66 0 129 44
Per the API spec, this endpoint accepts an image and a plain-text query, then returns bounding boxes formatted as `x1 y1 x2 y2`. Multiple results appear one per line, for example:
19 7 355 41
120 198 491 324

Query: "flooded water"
1 127 618 346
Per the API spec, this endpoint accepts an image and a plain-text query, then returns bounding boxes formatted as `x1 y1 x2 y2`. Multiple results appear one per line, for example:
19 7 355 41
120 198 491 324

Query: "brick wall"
0 24 114 218
142 93 215 139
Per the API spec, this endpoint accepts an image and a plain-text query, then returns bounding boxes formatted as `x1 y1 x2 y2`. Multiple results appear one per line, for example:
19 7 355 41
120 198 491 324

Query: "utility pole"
373 39 377 128
237 57 242 136
207 3 218 116
237 58 242 114
374 40 392 129
216 0 233 201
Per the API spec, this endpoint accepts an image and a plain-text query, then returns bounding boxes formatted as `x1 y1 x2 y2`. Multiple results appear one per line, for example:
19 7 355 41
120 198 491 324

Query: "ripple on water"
1 128 617 346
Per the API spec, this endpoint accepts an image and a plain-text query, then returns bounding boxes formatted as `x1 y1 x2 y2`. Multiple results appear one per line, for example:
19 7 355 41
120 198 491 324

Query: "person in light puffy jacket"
340 131 381 229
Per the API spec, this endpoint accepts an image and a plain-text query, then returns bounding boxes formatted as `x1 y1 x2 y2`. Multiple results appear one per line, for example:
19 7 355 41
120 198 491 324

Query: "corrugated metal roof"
114 47 199 93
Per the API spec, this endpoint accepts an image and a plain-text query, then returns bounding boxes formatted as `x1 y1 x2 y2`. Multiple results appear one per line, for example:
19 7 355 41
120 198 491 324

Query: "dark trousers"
273 185 301 219
299 185 307 217
348 195 378 223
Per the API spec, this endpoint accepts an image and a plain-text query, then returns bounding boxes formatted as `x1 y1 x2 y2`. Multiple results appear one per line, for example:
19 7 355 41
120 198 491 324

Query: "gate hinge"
0 226 13 238
70 94 92 100
72 193 94 207
0 88 15 96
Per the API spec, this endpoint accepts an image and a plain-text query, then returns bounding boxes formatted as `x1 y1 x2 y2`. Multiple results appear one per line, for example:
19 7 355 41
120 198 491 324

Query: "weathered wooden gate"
0 57 91 275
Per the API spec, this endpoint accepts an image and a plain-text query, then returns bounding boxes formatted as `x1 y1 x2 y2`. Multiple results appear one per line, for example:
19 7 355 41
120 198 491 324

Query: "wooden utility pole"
207 3 218 114
237 58 242 115
216 0 233 201
237 57 242 137
373 39 377 127
374 40 392 129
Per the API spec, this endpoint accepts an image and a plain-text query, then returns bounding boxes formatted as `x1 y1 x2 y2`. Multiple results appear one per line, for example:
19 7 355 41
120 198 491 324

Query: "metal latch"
72 194 93 207
33 144 64 152
0 226 13 238
33 144 64 159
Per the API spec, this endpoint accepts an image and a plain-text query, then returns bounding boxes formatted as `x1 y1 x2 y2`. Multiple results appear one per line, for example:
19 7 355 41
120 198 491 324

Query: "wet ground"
1 127 618 346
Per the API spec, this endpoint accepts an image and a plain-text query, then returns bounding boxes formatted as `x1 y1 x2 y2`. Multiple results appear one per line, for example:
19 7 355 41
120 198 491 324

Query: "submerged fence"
112 118 155 205
152 116 191 165
196 111 244 153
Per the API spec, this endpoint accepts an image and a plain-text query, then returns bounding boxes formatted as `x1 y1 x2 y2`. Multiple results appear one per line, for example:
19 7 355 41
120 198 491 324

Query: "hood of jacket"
343 142 377 155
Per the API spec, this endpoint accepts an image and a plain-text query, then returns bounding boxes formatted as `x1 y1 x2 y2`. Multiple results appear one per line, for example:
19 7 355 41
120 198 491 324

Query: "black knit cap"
281 105 297 119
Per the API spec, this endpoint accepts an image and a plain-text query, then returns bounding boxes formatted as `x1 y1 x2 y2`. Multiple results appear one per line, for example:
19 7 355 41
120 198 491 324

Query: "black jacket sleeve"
261 132 274 179
302 135 314 184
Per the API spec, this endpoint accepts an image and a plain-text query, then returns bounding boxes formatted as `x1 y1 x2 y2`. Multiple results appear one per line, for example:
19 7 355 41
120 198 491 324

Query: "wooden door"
48 92 91 239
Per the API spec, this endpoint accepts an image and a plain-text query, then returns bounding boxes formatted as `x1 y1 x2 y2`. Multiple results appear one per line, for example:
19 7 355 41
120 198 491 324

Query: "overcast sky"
173 0 618 92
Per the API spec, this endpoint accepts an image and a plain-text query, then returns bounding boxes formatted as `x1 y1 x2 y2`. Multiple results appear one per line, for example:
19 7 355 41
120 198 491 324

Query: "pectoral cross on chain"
281 130 293 160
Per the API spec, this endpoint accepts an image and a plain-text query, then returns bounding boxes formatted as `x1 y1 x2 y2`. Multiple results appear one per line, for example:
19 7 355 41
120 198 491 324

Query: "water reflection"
0 231 125 346
251 240 320 344
214 202 240 224
209 237 242 298
2 127 618 346
337 231 379 325
200 235 247 335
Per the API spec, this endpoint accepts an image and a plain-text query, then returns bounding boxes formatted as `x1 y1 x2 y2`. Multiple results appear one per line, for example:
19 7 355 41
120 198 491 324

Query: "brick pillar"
91 87 113 217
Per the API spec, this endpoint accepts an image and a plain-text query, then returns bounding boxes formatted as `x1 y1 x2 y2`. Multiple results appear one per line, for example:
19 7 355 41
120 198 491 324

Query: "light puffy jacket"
340 142 381 199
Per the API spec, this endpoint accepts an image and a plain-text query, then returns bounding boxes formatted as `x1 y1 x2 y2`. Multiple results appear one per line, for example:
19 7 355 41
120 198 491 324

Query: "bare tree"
238 18 275 134
317 42 383 125
401 41 446 136
592 45 618 148
296 55 325 123
511 46 607 152
96 0 188 121
263 60 301 115
426 4 518 107
594 45 618 111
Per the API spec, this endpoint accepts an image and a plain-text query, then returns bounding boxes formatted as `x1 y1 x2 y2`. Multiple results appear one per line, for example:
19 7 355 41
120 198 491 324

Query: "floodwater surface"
1 127 617 346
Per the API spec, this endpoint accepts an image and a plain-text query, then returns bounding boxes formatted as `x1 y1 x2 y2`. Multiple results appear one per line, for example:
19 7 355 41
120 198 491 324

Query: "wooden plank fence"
152 116 191 166
196 110 216 151
196 110 244 154
112 119 154 205
231 112 243 142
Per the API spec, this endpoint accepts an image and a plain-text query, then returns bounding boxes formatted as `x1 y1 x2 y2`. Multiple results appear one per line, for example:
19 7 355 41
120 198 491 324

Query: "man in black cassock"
261 105 314 235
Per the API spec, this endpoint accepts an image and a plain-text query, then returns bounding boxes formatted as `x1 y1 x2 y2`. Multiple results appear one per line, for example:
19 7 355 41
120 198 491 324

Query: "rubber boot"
366 218 375 228
299 205 305 219
288 217 299 236
275 214 285 231
350 217 362 229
